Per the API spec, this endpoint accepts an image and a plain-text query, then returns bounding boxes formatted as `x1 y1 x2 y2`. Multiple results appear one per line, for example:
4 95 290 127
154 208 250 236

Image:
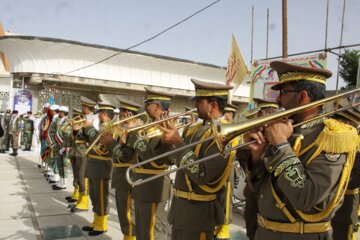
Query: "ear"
299 90 311 104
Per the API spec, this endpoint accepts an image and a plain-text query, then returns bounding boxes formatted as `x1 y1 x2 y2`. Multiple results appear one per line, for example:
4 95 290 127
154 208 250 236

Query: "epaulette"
185 122 202 138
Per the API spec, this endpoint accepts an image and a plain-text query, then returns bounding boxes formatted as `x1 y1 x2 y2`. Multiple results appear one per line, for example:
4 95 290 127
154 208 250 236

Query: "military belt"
173 189 216 202
257 214 331 234
133 168 166 174
345 188 359 195
87 154 112 161
113 162 132 168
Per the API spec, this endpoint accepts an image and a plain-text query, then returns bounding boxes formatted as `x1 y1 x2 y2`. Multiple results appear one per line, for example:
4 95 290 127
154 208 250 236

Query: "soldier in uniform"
331 107 360 240
9 110 21 157
22 111 34 151
159 79 238 240
66 107 83 203
52 106 72 190
0 109 10 153
102 97 142 240
243 61 358 240
47 105 60 183
39 104 51 169
70 96 97 211
123 88 175 240
4 109 11 152
223 103 237 124
81 100 114 236
237 99 279 240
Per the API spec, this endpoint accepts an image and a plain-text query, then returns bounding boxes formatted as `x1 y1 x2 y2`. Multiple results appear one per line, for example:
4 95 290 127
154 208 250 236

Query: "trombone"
126 87 360 187
85 111 149 156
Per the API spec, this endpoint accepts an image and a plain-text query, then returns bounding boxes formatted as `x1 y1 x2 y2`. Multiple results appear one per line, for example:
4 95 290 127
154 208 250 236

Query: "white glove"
59 147 66 155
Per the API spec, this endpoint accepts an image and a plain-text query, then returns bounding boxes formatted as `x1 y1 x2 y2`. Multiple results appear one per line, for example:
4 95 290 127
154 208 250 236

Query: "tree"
339 49 359 90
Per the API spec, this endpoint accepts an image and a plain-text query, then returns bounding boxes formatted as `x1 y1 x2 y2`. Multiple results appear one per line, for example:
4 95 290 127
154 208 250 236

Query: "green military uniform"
39 104 51 170
71 97 97 211
47 105 60 182
248 61 358 240
124 88 174 240
82 101 114 236
166 79 235 240
9 111 21 156
22 114 34 151
331 108 360 240
107 97 143 240
0 110 11 153
237 99 280 240
52 106 72 190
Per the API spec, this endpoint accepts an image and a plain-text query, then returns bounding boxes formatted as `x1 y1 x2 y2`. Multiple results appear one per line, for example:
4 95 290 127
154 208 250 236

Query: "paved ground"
0 150 248 240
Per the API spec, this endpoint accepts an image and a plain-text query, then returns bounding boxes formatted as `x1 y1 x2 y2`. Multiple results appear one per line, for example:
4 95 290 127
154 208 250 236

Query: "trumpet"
126 87 360 187
61 116 87 131
85 111 149 156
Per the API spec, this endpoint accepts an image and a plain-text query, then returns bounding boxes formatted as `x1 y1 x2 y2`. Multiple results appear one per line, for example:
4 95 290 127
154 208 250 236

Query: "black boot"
82 226 93 232
88 230 106 236
9 149 18 156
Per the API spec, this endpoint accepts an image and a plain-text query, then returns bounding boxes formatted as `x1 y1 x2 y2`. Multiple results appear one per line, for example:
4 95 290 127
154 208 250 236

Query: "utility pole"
282 0 288 58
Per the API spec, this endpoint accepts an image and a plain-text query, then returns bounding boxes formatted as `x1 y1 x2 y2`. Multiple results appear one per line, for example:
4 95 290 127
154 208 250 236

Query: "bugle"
126 87 360 187
84 111 149 156
62 116 87 131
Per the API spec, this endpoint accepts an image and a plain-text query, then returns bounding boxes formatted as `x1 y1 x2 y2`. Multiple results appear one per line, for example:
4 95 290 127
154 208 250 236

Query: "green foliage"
339 49 360 89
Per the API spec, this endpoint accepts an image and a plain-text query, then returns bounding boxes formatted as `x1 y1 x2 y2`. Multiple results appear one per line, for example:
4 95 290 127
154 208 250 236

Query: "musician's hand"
82 120 92 128
100 133 113 145
243 130 267 163
264 119 293 145
158 117 182 145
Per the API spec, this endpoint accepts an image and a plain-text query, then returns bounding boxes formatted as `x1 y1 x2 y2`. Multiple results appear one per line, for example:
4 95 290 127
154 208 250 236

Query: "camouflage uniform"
9 113 21 156
22 116 34 150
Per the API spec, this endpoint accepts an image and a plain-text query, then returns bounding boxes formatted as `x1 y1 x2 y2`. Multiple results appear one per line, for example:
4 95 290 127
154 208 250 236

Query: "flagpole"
266 8 269 59
251 5 254 64
336 0 347 94
282 0 288 58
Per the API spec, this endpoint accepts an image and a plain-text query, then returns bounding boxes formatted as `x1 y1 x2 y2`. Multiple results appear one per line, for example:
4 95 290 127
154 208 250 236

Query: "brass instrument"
126 87 360 187
84 111 149 156
61 116 87 131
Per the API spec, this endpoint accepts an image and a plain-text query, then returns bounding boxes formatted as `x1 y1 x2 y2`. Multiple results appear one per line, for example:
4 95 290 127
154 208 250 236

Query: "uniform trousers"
134 200 169 240
171 229 213 240
115 188 136 237
89 178 110 216
75 145 88 195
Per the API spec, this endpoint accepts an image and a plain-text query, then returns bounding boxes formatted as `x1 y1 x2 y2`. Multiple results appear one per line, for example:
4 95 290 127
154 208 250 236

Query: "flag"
225 34 248 86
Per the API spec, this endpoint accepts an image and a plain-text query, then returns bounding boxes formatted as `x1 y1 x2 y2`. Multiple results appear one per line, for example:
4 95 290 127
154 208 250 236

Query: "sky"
1 0 360 90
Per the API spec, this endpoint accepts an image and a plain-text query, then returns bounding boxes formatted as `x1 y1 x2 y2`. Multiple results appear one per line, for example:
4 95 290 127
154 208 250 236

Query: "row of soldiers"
38 60 359 240
0 110 34 156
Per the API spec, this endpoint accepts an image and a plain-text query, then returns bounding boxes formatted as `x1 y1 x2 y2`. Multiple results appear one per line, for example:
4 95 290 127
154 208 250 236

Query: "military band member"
47 105 60 183
39 104 51 169
102 97 142 240
70 96 96 210
124 88 175 240
66 107 83 203
237 99 279 240
223 103 237 124
331 107 360 240
22 111 34 151
159 79 237 240
244 61 358 240
82 100 114 236
9 110 21 157
52 106 72 190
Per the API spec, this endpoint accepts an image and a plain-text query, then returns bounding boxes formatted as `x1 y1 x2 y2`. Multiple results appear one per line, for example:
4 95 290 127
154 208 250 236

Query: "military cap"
97 100 116 111
72 107 82 115
35 111 43 117
270 61 332 90
118 97 142 112
12 110 18 114
190 78 233 100
224 103 238 113
43 103 50 109
144 87 175 103
50 104 59 111
334 105 360 126
253 98 279 110
59 106 69 112
80 96 96 107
